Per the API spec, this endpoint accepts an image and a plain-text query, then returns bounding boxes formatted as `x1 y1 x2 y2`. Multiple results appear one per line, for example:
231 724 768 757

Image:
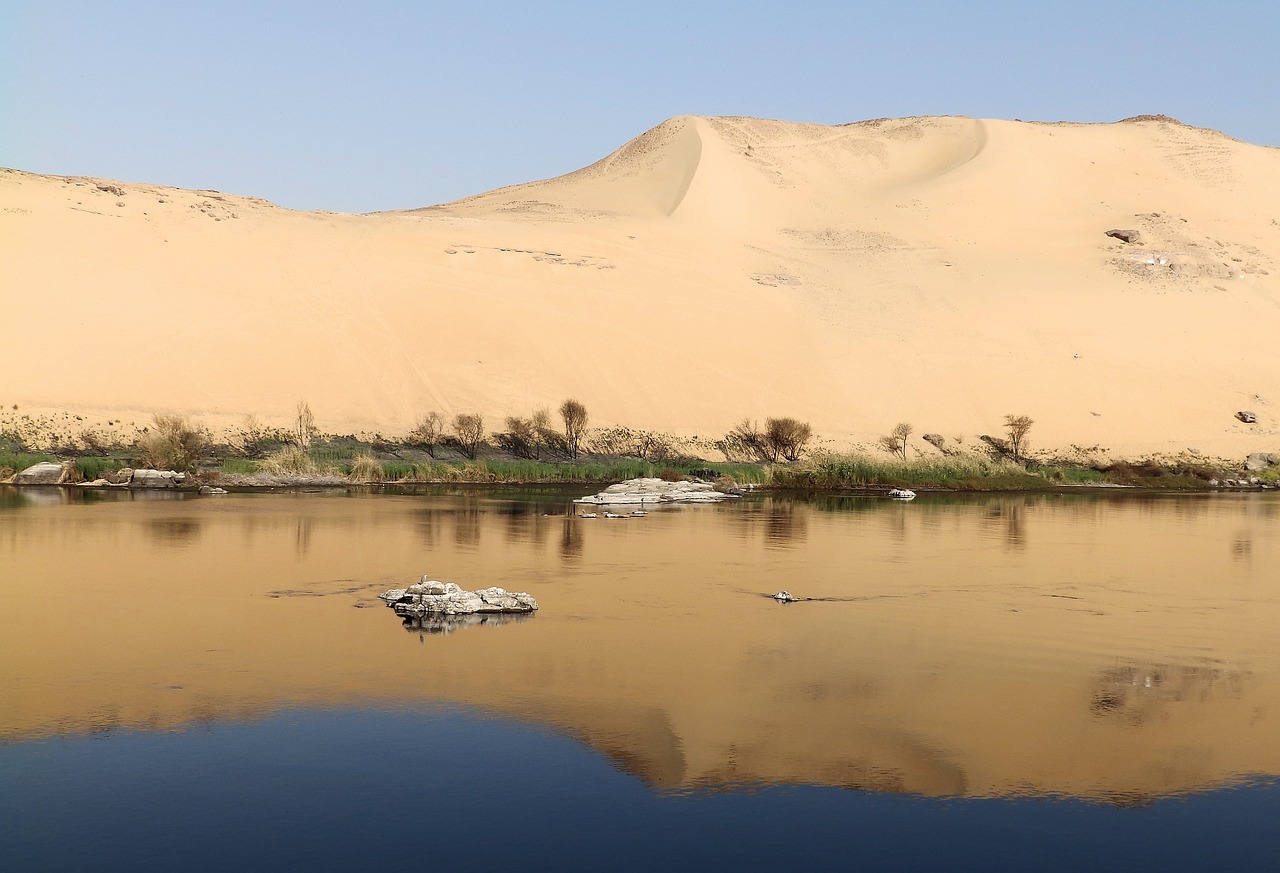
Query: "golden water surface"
2 486 1277 801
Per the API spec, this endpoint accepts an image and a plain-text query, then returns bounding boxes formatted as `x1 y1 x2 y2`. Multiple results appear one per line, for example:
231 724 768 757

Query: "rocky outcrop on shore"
12 462 68 485
575 477 736 505
379 579 538 618
1245 452 1279 472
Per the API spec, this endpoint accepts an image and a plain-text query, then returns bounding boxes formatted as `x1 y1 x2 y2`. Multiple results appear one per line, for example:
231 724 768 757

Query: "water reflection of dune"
2 490 1278 801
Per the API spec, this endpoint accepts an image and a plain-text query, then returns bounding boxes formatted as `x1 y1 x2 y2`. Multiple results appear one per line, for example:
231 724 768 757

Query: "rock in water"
772 591 798 603
888 488 917 500
379 578 538 617
575 477 737 505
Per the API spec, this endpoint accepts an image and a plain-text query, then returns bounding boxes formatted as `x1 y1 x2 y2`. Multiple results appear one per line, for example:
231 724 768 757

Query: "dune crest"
2 115 1278 459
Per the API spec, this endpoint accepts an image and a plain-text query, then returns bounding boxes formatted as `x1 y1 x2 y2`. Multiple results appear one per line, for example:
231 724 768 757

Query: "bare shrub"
407 412 445 457
559 399 588 459
877 422 912 461
137 414 207 472
656 467 685 482
721 419 771 463
453 413 485 460
532 408 564 456
295 401 316 448
232 414 293 458
589 426 677 461
496 415 537 459
766 417 812 462
1004 415 1034 463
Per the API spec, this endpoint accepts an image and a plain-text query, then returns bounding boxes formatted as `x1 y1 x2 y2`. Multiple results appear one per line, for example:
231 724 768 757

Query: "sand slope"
2 114 1278 458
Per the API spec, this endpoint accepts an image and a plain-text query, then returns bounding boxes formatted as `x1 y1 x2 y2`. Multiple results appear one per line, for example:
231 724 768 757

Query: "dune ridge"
1 114 1278 460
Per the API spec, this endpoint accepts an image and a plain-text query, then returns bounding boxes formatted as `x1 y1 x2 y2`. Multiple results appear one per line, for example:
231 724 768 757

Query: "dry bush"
766 417 813 462
877 422 912 461
295 401 316 448
453 413 485 460
137 414 207 472
656 467 685 482
589 426 677 461
721 417 812 462
496 415 538 459
259 446 334 476
720 419 771 462
348 455 384 483
559 399 588 459
407 412 444 457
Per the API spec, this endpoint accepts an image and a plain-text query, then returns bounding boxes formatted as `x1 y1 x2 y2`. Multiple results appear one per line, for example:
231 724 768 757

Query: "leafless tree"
1004 415 1034 463
453 413 485 460
295 401 316 448
559 399 588 459
724 419 772 463
408 411 444 457
878 422 912 461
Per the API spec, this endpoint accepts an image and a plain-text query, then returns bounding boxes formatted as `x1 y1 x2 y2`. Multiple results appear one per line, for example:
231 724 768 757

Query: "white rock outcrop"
13 462 69 485
379 578 538 617
131 469 186 488
575 477 736 505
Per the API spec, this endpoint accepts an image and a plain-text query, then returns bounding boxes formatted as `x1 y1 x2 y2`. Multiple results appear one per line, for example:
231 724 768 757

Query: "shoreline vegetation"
2 404 1276 493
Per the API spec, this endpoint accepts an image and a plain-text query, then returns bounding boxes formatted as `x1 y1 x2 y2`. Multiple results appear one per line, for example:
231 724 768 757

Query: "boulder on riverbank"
379 579 538 617
575 477 737 505
1245 452 1279 472
131 468 186 488
13 462 70 485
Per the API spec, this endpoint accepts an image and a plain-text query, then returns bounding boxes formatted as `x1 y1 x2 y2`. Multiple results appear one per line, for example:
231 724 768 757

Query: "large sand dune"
2 114 1278 459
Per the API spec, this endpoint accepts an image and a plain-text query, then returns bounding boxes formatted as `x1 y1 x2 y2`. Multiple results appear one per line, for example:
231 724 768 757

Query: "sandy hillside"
2 114 1278 459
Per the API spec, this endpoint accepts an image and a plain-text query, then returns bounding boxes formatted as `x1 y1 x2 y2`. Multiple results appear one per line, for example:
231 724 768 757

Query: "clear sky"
3 0 1277 213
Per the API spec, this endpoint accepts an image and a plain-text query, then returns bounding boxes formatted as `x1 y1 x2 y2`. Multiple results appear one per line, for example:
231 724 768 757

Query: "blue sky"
3 1 1277 212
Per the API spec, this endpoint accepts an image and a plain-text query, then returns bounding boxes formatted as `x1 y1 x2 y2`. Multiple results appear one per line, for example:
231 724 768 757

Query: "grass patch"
218 458 261 475
73 456 121 481
0 452 57 480
258 446 339 476
381 458 771 485
347 455 385 483
770 453 1047 491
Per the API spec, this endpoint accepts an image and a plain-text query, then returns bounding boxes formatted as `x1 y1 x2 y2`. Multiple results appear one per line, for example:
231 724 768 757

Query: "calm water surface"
2 485 1279 871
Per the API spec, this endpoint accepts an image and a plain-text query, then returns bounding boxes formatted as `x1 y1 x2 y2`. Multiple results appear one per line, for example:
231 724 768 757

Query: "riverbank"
3 447 1276 494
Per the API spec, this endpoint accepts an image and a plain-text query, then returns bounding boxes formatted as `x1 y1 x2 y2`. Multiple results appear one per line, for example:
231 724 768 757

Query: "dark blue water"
3 706 1277 873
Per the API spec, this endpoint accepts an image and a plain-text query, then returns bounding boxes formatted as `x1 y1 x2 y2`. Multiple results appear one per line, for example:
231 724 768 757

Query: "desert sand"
2 114 1278 459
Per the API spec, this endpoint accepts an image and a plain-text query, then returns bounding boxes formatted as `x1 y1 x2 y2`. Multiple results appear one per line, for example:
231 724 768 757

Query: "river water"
2 485 1278 870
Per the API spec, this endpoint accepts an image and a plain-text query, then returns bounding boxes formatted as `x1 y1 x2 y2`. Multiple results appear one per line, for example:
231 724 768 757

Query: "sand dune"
2 114 1278 459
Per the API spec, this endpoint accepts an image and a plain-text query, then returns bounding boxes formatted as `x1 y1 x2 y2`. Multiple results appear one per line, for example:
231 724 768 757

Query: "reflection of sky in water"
2 706 1278 873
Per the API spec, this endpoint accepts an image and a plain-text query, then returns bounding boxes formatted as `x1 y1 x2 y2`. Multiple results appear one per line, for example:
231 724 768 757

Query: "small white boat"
579 512 598 519
888 489 916 500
